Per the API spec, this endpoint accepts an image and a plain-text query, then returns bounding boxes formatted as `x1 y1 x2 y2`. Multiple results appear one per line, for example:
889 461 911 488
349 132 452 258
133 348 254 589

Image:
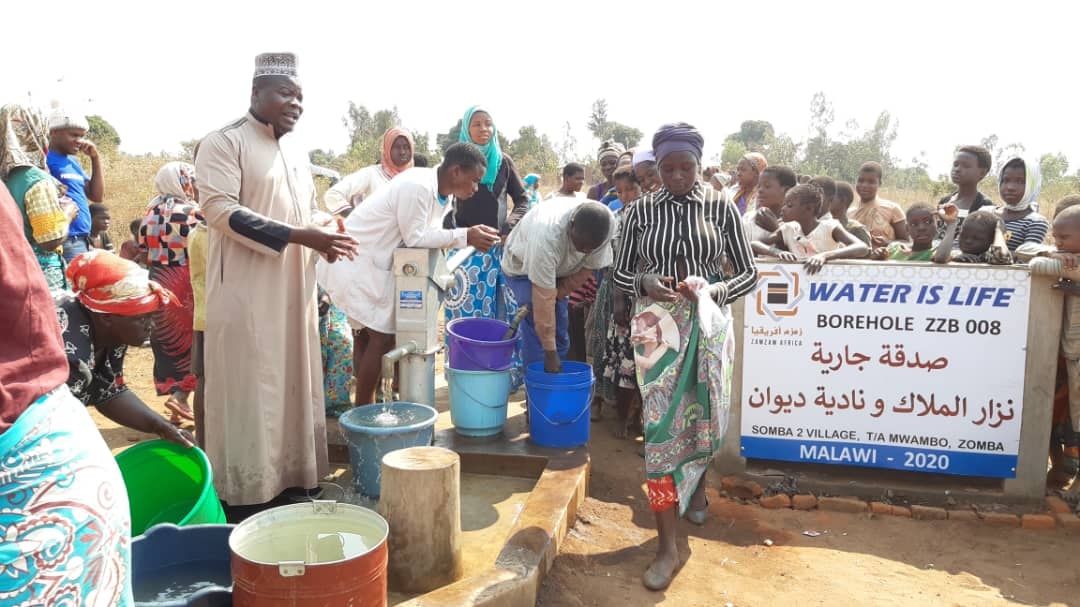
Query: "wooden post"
1003 273 1062 499
379 446 463 593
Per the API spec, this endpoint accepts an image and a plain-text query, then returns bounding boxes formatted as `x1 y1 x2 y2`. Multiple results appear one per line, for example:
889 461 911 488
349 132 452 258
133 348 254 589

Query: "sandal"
642 556 679 591
685 498 709 526
164 396 195 423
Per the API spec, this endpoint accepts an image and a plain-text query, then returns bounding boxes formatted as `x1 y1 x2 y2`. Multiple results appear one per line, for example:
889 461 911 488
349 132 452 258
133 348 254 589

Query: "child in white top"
751 184 869 274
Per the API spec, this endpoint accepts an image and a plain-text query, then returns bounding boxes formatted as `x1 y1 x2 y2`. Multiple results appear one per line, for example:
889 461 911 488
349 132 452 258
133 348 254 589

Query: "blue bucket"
446 318 517 371
131 523 234 607
338 402 438 498
448 367 510 437
525 362 594 448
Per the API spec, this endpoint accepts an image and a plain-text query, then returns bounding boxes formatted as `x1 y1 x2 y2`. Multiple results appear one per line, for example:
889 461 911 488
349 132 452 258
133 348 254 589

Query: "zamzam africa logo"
754 265 805 321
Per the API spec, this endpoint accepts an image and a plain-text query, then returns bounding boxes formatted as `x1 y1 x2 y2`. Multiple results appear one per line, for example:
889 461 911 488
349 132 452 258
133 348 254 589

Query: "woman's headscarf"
381 127 415 178
652 123 704 164
733 152 768 211
632 147 655 168
0 104 49 179
598 140 626 163
459 106 502 187
149 162 197 209
65 249 176 316
998 156 1042 213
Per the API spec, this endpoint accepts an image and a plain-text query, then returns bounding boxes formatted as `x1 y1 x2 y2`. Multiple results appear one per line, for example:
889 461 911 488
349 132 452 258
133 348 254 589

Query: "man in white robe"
196 52 357 505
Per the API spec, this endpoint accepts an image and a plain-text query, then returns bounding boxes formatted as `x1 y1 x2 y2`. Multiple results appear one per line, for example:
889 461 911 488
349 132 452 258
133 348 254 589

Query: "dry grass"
99 150 334 245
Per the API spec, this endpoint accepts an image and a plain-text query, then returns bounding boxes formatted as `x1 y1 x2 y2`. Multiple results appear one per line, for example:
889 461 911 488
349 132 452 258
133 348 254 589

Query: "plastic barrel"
131 523 234 607
447 367 510 437
338 403 438 498
116 440 227 536
446 318 516 371
525 362 595 448
230 502 388 607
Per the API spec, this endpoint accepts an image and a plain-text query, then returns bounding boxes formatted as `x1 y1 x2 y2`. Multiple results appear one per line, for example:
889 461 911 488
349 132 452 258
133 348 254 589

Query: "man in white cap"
46 103 104 262
195 52 358 507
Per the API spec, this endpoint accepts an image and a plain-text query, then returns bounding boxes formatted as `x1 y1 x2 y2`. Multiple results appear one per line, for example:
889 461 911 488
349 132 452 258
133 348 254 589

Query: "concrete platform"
327 389 590 607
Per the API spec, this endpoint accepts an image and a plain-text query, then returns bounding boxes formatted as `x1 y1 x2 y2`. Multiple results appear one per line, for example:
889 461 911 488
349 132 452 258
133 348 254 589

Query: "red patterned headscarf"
65 250 176 315
381 127 414 179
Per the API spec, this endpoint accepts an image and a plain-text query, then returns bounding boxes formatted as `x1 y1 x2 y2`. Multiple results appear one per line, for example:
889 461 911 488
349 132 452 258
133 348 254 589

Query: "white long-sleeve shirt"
317 167 467 333
322 165 391 215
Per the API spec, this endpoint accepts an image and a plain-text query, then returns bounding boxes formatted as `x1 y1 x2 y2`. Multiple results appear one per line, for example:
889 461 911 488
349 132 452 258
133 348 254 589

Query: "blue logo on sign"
400 290 423 309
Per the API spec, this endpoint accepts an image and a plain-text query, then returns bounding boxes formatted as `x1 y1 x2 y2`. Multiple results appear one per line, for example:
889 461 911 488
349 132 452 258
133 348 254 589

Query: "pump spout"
436 246 478 291
382 341 418 381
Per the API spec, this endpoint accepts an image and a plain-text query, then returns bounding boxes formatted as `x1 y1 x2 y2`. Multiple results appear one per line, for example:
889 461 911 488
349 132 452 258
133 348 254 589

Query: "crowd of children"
551 141 1080 488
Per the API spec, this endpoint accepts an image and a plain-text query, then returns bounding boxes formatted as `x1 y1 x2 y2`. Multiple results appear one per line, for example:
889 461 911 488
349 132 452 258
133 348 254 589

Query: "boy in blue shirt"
46 105 105 262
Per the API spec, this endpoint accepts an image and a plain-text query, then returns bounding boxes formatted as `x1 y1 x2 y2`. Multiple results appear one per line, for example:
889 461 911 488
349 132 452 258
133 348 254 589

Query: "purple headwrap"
632 147 655 167
652 122 704 164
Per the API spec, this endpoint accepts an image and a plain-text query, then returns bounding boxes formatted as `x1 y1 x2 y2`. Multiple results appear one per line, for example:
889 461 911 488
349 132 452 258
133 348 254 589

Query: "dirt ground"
109 348 1080 607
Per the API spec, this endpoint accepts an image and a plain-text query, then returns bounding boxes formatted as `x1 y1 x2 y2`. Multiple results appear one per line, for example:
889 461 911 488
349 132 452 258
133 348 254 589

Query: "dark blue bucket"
446 318 517 371
525 362 594 448
338 402 438 498
131 523 234 607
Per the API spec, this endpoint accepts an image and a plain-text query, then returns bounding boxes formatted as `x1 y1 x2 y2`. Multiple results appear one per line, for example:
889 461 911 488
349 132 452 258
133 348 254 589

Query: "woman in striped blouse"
614 123 757 590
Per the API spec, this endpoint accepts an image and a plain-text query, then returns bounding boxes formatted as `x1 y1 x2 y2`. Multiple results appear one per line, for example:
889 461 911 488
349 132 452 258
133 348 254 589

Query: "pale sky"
4 0 1078 177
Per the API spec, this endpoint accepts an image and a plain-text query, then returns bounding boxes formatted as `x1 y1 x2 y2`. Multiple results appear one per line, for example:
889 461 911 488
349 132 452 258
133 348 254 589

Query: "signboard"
740 263 1031 478
399 290 423 310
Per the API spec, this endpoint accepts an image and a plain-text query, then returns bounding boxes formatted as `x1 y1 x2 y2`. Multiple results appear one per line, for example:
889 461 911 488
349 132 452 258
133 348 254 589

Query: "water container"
115 440 227 536
230 502 388 607
447 367 510 437
525 361 595 448
446 318 517 371
131 523 234 607
338 402 438 498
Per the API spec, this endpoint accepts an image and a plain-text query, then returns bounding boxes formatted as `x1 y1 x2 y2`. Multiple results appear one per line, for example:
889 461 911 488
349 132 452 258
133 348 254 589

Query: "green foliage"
411 130 440 165
586 98 642 150
1040 152 1069 184
180 139 200 161
721 139 747 167
722 120 799 169
339 103 400 172
798 94 898 182
87 115 120 149
506 126 559 177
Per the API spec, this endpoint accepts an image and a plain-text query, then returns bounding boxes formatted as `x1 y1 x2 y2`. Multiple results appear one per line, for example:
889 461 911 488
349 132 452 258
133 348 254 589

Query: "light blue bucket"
338 402 438 498
448 367 510 437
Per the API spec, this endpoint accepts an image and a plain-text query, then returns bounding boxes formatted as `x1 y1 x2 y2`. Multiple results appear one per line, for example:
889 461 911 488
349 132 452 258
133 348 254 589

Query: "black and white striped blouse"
613 181 757 305
1003 211 1050 252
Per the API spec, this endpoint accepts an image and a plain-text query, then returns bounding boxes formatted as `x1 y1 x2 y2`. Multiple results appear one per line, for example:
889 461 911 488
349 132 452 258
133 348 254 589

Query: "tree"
436 120 462 154
726 120 775 152
87 115 120 149
180 138 200 161
765 133 800 168
1040 152 1069 185
607 123 643 149
507 125 559 177
799 93 898 182
721 139 747 167
587 99 610 141
722 120 798 168
411 131 440 165
309 149 337 168
340 103 401 170
586 98 642 149
555 121 578 165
